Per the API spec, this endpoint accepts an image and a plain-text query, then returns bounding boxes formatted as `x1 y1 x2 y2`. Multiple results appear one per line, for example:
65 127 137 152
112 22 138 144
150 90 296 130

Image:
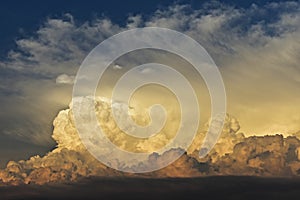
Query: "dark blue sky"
0 0 283 58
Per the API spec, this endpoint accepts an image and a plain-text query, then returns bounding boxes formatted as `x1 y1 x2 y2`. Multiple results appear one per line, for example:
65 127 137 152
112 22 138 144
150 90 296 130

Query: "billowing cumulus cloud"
1 98 300 185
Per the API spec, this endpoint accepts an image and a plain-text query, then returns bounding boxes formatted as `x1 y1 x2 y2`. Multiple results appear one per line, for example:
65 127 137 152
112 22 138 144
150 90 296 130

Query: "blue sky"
0 0 174 57
0 0 284 57
0 0 299 167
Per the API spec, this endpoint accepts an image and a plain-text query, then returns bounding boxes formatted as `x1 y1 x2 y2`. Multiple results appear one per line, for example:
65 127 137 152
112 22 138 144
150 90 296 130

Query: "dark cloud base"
1 176 300 200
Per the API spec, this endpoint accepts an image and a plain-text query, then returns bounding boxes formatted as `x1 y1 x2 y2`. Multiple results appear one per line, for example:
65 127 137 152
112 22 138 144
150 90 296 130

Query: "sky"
0 0 299 167
0 0 286 57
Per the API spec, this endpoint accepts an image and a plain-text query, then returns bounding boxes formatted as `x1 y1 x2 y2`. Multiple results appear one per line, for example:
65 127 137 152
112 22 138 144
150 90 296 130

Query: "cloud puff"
112 64 123 70
56 74 75 84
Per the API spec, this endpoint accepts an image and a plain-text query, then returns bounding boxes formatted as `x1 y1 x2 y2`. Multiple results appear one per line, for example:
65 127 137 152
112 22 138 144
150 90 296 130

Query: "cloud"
56 74 75 84
1 98 300 185
112 64 123 70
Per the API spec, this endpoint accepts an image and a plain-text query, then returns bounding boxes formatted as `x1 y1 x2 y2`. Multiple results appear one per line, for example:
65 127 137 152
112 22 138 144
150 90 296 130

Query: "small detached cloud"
112 64 123 70
56 74 75 84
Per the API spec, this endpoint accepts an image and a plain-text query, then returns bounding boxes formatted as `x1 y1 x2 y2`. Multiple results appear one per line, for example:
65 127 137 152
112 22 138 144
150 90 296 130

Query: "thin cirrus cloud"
0 1 299 147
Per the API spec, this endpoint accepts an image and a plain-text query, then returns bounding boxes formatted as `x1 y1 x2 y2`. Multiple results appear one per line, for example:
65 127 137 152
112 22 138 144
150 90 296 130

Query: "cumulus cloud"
1 98 300 185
